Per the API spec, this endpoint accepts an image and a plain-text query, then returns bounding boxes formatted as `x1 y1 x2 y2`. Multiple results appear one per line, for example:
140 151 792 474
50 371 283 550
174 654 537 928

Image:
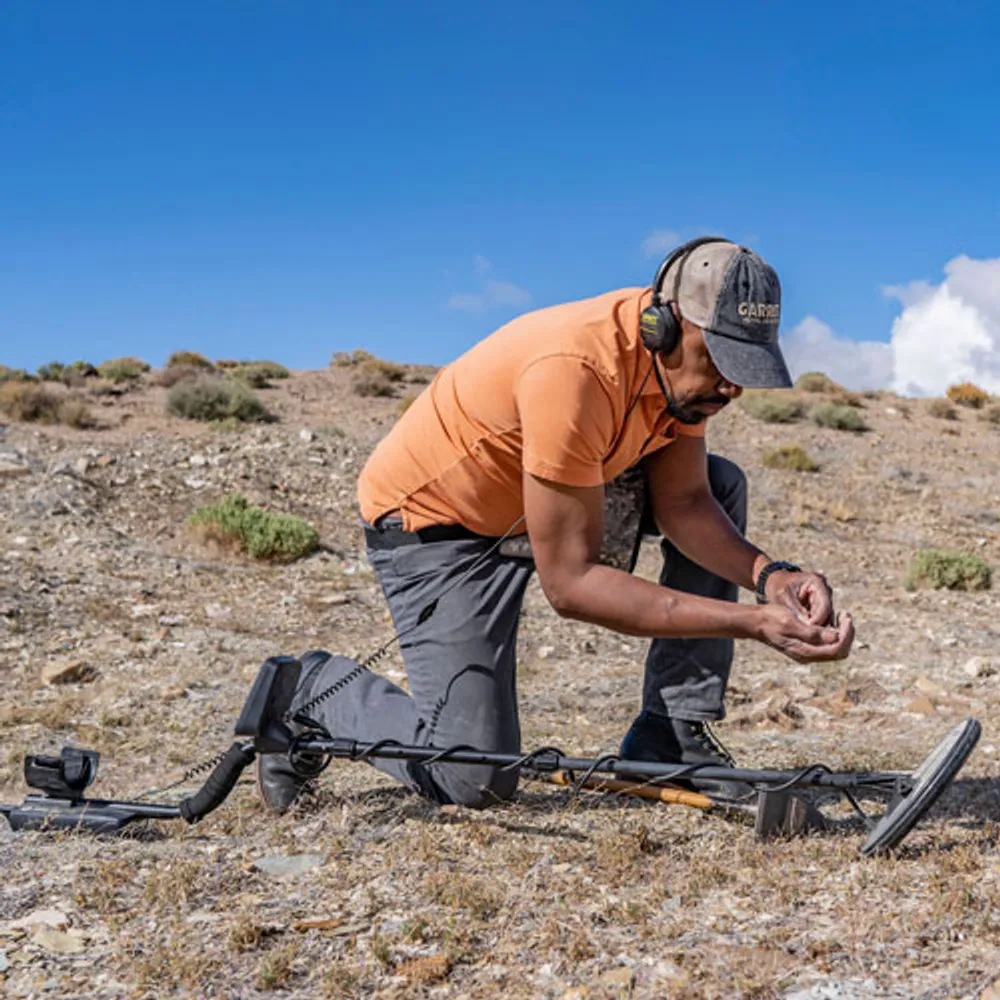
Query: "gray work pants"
294 455 747 807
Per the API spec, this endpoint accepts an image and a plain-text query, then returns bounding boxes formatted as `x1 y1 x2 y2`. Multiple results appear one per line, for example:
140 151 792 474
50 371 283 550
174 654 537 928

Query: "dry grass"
928 397 958 420
0 381 95 427
762 443 820 472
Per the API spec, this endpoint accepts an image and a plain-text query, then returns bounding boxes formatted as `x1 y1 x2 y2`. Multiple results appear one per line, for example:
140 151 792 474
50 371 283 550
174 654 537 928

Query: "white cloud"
446 293 486 313
783 254 1000 396
447 258 531 313
641 229 680 258
485 279 531 307
783 316 894 391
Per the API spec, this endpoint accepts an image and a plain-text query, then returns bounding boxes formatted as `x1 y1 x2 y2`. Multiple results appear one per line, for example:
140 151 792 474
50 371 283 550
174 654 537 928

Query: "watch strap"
755 560 802 604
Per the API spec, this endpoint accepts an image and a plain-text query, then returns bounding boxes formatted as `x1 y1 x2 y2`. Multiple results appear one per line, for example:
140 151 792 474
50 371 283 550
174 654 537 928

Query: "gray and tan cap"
665 241 792 389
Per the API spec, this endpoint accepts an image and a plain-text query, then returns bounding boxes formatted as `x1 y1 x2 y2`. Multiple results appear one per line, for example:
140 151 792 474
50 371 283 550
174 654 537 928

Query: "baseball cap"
663 240 792 389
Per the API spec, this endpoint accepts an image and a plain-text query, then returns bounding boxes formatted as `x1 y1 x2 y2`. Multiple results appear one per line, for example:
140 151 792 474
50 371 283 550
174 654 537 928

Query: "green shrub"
37 361 66 381
228 361 289 389
739 391 804 424
946 382 990 409
904 549 992 592
809 402 869 432
928 398 958 420
762 444 820 472
0 367 36 385
795 371 839 393
167 375 273 423
332 348 378 368
187 494 319 561
167 350 214 369
0 382 94 427
238 360 289 380
98 357 150 383
66 360 98 377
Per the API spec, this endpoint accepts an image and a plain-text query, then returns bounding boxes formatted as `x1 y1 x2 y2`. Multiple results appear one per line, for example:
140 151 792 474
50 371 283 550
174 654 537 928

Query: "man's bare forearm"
657 492 771 592
552 562 762 640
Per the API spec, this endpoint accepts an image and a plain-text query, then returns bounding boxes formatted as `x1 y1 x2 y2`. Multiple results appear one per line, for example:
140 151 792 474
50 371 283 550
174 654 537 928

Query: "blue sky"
2 1 998 374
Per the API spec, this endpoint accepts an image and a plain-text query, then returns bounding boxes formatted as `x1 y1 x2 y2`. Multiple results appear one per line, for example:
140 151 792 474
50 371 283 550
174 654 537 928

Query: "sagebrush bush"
928 398 958 420
151 364 210 388
228 361 289 388
810 402 869 432
0 366 36 384
238 360 289 380
739 391 804 424
0 382 94 427
332 348 377 367
227 366 271 389
946 382 990 409
795 371 840 393
37 361 65 381
99 357 150 383
167 350 213 369
352 367 397 398
762 444 820 472
978 404 1000 426
167 375 272 423
215 359 241 369
186 493 319 561
904 549 992 592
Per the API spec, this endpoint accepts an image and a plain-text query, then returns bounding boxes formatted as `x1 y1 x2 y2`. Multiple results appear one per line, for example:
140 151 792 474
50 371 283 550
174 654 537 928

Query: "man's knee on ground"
438 765 519 810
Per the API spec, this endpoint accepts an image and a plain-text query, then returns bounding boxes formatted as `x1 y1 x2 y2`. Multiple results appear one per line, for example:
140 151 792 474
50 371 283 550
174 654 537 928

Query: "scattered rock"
251 854 325 879
0 949 7 973
95 454 116 468
903 696 937 716
188 454 208 467
0 461 30 479
30 928 86 955
963 656 998 679
599 967 634 988
914 675 948 698
10 909 70 932
538 646 555 660
40 660 96 686
72 457 90 476
299 429 316 443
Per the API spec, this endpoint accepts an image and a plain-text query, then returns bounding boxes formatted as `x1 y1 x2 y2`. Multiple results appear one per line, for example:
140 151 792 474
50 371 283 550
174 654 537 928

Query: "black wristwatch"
755 560 801 604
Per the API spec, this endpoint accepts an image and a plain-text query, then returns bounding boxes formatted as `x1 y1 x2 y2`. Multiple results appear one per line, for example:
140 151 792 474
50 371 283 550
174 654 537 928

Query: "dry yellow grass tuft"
946 381 990 409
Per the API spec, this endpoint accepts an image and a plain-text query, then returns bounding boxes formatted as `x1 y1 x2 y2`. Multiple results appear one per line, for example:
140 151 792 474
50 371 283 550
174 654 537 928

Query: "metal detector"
0 655 983 856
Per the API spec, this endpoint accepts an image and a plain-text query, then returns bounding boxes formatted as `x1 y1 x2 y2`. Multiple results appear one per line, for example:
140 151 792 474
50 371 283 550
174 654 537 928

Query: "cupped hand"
756 603 855 663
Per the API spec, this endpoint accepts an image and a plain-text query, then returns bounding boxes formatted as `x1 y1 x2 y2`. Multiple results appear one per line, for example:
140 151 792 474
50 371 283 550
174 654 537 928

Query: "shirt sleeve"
515 355 616 487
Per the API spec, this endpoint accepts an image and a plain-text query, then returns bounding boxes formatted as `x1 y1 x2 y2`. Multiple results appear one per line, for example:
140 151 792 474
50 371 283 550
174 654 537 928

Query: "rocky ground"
1 364 1000 999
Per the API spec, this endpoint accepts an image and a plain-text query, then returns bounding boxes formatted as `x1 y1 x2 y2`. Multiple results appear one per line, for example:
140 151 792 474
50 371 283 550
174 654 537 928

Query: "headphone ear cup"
640 304 680 355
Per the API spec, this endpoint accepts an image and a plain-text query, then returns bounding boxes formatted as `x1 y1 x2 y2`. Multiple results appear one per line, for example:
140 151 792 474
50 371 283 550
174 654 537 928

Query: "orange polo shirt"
357 287 705 537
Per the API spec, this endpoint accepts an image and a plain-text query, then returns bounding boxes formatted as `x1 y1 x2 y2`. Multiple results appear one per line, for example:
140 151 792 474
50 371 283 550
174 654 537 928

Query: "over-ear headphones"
639 236 729 355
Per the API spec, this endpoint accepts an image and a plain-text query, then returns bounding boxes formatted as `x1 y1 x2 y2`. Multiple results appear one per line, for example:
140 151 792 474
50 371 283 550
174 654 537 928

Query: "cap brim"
703 330 793 389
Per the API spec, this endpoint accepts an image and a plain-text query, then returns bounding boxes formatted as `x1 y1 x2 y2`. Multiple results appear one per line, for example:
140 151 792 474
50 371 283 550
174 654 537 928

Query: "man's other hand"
765 569 835 626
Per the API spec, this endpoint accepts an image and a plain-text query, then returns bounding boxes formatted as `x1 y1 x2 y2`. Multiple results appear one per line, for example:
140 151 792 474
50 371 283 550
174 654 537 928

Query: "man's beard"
665 393 730 425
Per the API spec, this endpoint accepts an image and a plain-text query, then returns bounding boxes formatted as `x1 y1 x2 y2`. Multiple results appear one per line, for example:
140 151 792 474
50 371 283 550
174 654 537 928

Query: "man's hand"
756 603 855 663
765 569 835 626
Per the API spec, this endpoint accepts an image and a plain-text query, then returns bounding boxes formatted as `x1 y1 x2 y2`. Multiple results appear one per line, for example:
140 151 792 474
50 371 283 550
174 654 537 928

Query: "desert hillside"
1 358 999 999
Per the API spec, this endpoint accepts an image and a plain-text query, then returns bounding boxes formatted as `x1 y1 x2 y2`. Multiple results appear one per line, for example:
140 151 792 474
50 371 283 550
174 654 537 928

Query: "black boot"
618 710 753 803
254 650 332 815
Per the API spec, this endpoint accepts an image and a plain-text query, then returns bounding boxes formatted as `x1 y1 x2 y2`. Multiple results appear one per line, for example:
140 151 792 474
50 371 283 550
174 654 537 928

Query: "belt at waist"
364 519 498 550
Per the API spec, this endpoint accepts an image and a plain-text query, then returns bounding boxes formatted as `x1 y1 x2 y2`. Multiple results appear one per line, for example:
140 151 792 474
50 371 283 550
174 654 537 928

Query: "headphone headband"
650 235 730 307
